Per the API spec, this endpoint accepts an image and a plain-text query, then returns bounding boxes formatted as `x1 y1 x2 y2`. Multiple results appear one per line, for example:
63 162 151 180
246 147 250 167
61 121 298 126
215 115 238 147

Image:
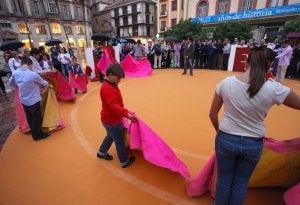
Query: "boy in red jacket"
97 63 136 168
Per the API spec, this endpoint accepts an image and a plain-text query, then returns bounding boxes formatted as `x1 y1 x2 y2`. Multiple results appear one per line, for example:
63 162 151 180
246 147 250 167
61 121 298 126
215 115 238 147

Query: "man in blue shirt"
9 57 51 141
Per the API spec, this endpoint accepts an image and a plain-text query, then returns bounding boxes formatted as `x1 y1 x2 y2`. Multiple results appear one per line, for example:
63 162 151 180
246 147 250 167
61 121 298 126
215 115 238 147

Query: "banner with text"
192 4 300 24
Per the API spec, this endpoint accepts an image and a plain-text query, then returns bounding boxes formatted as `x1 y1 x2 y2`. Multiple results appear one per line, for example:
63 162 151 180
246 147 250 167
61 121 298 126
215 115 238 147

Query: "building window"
18 24 29 34
161 4 167 15
36 25 47 34
218 0 228 14
147 26 150 36
146 14 150 24
241 0 254 11
51 23 61 34
171 0 177 11
0 23 12 28
74 7 81 19
117 27 120 37
122 6 127 15
123 17 128 26
132 25 138 36
198 1 207 17
61 5 71 19
115 19 119 27
47 2 57 13
76 25 84 35
123 27 129 37
132 4 137 13
64 25 73 35
114 9 118 17
161 21 166 31
87 9 90 21
12 0 21 13
31 1 40 15
132 15 137 24
146 3 150 13
268 0 284 7
171 18 177 27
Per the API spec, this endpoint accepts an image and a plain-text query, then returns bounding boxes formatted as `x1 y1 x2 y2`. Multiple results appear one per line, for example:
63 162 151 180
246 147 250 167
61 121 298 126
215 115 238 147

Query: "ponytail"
247 47 275 98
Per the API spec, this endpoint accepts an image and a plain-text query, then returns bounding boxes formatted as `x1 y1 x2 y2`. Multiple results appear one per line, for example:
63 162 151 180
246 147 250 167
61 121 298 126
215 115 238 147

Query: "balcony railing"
160 10 167 17
160 27 166 32
62 15 73 20
47 12 60 19
0 10 10 16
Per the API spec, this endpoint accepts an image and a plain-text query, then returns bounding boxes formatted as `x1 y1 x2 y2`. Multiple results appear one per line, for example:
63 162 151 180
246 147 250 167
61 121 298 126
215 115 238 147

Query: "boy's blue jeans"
215 130 264 205
98 123 128 166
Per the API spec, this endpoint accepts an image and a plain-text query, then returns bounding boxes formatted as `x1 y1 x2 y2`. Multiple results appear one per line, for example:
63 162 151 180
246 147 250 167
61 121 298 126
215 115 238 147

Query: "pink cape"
123 114 190 179
97 51 152 78
97 50 112 75
284 182 300 205
15 88 31 133
69 73 88 92
120 54 152 78
15 87 66 133
55 72 76 101
186 137 300 205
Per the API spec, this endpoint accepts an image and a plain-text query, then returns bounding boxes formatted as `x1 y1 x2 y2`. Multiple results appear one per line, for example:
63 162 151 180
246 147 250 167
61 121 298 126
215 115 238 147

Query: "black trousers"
194 53 201 68
23 101 43 140
0 77 5 92
223 54 230 71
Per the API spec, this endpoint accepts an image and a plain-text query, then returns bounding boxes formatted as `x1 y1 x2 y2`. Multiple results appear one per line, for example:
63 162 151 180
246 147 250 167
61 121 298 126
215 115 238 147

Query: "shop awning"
0 30 18 41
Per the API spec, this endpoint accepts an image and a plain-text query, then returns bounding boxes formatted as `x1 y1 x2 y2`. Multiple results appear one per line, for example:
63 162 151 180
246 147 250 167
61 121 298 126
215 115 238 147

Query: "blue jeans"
215 130 264 205
183 58 193 74
61 63 69 79
98 123 128 166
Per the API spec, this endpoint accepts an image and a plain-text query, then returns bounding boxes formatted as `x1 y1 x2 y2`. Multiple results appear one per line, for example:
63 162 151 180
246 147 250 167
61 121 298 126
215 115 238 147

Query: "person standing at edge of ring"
9 57 52 141
97 63 137 168
209 47 300 205
182 37 195 76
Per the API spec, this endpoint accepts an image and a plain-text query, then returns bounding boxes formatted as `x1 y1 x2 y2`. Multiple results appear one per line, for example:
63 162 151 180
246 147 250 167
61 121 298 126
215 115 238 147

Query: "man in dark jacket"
207 40 217 69
182 37 195 76
194 40 202 69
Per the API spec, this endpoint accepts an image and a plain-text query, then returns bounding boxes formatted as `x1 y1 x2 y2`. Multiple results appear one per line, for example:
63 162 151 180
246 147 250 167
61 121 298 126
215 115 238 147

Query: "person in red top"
97 63 136 168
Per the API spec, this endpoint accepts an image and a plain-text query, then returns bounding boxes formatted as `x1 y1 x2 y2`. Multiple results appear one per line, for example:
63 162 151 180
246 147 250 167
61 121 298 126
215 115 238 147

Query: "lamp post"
19 0 33 48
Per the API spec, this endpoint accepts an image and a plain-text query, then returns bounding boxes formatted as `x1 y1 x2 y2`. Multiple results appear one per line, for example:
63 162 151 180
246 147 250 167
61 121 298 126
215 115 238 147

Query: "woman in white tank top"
209 47 300 205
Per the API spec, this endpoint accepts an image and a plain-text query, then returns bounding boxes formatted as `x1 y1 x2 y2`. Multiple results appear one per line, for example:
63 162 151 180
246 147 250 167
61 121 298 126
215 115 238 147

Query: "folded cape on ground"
97 51 152 78
15 87 66 133
186 137 300 205
123 114 190 179
45 71 76 101
69 73 88 93
120 54 152 78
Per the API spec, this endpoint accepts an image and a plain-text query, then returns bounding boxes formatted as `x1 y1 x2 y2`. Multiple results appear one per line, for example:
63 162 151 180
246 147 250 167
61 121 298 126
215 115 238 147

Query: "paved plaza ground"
0 69 299 205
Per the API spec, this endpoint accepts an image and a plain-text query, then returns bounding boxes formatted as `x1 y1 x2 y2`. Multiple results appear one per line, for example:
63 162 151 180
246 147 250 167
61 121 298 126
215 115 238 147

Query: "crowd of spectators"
116 37 300 81
1 37 299 95
0 45 79 94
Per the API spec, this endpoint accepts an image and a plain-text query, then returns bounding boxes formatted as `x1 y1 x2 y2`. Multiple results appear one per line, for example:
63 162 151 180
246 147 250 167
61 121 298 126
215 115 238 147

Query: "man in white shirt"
29 48 47 75
222 38 231 71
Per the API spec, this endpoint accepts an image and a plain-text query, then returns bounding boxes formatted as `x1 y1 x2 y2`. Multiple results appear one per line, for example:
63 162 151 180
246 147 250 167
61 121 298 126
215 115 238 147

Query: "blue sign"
192 4 300 24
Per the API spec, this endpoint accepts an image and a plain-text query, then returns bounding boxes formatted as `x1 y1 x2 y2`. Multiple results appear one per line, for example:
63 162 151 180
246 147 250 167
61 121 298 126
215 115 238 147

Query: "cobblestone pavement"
0 76 16 152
